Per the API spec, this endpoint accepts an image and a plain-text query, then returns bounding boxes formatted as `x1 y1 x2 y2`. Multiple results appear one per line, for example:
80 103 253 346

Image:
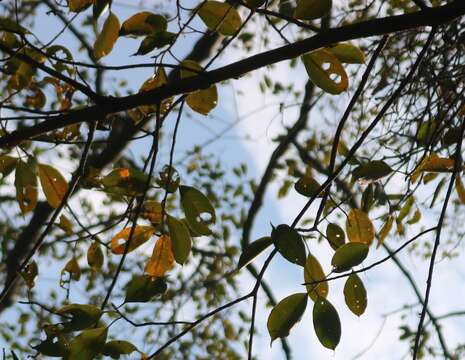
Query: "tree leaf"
302 49 348 95
0 155 17 178
120 12 167 36
345 208 375 245
313 297 341 350
271 224 306 266
326 223 345 250
237 236 272 270
20 261 38 289
167 215 192 265
68 0 93 12
294 175 321 197
111 226 154 254
68 327 107 360
343 273 367 316
93 0 111 20
14 160 38 214
93 12 120 59
329 43 365 64
145 235 175 278
38 164 68 209
331 242 369 273
411 154 456 183
101 167 149 196
124 275 167 303
407 208 421 225
135 31 176 55
87 241 104 271
377 215 393 249
267 293 308 343
186 86 218 115
103 340 138 358
179 185 216 236
61 257 81 283
352 160 392 182
58 214 74 235
304 255 328 302
294 0 332 20
456 177 465 204
141 200 163 224
197 1 242 36
57 304 102 332
397 196 414 223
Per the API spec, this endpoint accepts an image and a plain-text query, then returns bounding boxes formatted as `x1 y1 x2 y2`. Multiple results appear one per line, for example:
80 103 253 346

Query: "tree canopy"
1 0 465 359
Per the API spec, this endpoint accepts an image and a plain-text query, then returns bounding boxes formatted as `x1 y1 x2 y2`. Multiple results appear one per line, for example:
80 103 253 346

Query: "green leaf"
135 31 176 55
331 243 369 273
397 196 414 223
167 215 192 265
0 17 29 34
179 185 216 236
124 275 167 303
377 215 393 249
294 0 332 20
345 208 375 245
57 304 102 332
186 86 218 115
237 236 272 270
326 223 345 250
156 165 180 193
68 327 108 360
120 12 167 36
102 340 137 359
197 1 242 36
101 167 148 196
304 255 328 302
343 273 367 316
15 160 38 214
352 160 392 182
302 49 348 95
294 175 321 197
267 293 308 342
313 297 341 350
93 12 120 59
32 334 69 357
271 224 306 266
329 43 365 64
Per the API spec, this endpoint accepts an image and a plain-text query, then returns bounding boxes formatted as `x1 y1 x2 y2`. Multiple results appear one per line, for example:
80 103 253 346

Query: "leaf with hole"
304 255 328 302
331 242 368 273
344 273 367 316
271 224 306 266
111 226 154 254
326 223 345 250
167 215 192 265
179 185 216 236
313 297 341 349
346 209 375 245
302 49 348 95
329 43 365 64
237 236 272 270
267 293 308 343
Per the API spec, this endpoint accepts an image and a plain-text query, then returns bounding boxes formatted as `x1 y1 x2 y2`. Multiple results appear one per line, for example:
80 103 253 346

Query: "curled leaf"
87 241 104 271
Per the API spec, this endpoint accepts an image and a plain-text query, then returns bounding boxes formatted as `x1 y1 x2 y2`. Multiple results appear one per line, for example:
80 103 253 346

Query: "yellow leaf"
197 1 242 36
0 155 17 178
111 226 154 254
346 208 375 246
62 257 81 282
20 261 38 289
93 12 120 59
145 235 175 278
38 164 69 209
186 86 218 115
304 255 328 302
87 241 104 271
141 200 163 224
15 160 38 214
411 153 455 183
377 215 393 248
58 214 74 234
120 12 167 36
68 0 94 12
329 43 365 64
302 49 348 95
456 177 465 204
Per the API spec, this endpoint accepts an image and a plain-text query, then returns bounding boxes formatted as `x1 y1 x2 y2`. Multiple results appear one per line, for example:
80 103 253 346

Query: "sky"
6 0 465 359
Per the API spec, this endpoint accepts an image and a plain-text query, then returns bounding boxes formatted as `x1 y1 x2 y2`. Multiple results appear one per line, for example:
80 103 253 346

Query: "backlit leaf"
0 155 17 178
179 185 216 236
124 275 167 303
103 340 138 358
397 196 414 223
93 12 120 59
87 241 104 271
101 167 148 196
456 177 465 204
38 164 68 209
411 154 456 183
302 49 348 95
68 0 93 12
167 215 192 265
61 257 81 282
377 215 393 248
15 160 38 214
237 236 272 270
58 214 74 235
271 224 306 266
68 327 107 360
267 293 308 342
135 31 176 55
294 175 321 197
407 208 421 225
93 0 111 20
343 273 367 316
352 160 392 182
346 209 375 245
141 200 162 224
329 43 365 64
57 304 102 332
197 1 242 36
186 86 218 115
145 235 175 278
20 261 38 289
294 0 331 20
331 242 368 273
304 255 328 302
313 297 341 350
120 12 167 36
326 223 345 250
111 226 154 254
